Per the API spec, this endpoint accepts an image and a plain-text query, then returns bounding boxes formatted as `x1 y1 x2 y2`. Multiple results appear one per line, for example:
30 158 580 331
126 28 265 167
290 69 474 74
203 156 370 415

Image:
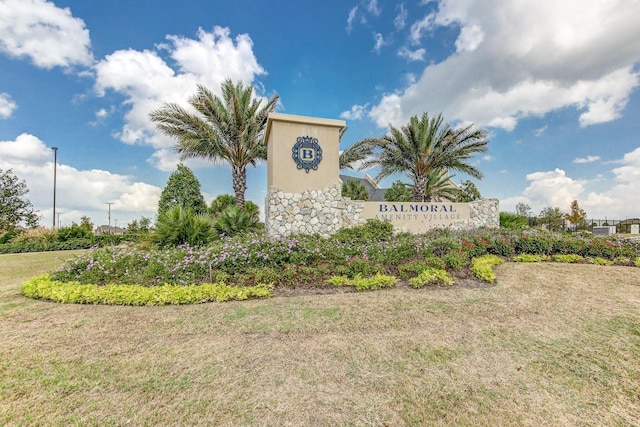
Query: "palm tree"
422 169 461 202
341 112 488 202
149 79 279 208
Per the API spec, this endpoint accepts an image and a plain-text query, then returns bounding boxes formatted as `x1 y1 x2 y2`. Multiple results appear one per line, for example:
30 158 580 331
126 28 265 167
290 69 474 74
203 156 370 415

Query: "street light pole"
106 202 114 234
51 147 58 229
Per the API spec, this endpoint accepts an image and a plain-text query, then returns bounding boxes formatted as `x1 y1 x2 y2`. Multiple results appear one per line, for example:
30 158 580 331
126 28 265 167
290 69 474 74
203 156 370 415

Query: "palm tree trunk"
413 174 427 202
232 165 247 208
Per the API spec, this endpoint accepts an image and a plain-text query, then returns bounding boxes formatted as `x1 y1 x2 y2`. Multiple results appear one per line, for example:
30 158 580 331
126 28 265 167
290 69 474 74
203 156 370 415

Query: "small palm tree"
149 80 279 208
341 112 488 202
214 205 260 237
151 205 213 247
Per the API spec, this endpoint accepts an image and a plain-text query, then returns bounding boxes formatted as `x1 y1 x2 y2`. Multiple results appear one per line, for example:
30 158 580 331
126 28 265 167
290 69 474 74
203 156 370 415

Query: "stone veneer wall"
265 184 364 237
469 198 500 229
265 185 499 237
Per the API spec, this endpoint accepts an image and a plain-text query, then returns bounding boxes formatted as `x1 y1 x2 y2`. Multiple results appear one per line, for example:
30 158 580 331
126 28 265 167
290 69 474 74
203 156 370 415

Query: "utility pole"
106 202 114 234
56 211 61 229
51 147 58 229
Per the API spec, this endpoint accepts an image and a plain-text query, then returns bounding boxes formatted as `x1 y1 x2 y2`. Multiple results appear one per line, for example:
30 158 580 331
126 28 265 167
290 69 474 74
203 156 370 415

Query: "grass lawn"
1 250 640 426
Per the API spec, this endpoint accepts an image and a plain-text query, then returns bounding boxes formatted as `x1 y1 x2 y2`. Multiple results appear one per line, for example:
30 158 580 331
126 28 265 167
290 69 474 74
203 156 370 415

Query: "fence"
526 217 640 233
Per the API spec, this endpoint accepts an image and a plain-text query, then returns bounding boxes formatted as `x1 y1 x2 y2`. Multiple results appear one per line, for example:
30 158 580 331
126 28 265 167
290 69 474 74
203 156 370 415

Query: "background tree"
340 112 489 202
341 179 369 200
384 180 412 202
158 164 207 216
539 207 564 231
565 200 587 231
150 80 279 208
79 215 94 233
0 169 39 232
515 202 532 218
126 216 152 234
455 180 482 202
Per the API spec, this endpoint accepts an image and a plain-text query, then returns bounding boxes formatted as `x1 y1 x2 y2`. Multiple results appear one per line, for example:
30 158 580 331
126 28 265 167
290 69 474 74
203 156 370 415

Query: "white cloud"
340 104 369 120
455 24 484 53
0 92 17 118
365 0 381 16
0 134 161 227
346 6 359 33
522 168 585 212
0 0 93 69
370 0 640 130
93 26 266 164
372 32 385 53
534 125 547 137
95 108 109 119
409 13 435 45
503 147 640 219
398 46 426 62
573 155 600 164
394 3 408 30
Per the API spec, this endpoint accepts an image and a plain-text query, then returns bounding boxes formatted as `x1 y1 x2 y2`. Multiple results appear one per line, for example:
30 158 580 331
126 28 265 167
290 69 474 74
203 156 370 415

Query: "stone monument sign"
264 112 498 237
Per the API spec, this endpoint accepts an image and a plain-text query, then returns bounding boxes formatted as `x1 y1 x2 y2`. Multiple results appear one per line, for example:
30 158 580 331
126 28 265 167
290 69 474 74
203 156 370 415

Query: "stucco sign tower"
265 113 344 193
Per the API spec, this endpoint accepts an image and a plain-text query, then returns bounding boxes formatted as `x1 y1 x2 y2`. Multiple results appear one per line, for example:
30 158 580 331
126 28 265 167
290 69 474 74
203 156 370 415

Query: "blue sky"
1 0 639 228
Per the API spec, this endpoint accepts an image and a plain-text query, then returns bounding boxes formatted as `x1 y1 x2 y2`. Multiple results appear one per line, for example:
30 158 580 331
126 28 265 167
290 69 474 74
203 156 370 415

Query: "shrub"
344 256 385 278
586 257 613 266
327 274 397 291
408 268 453 288
613 257 631 266
512 253 550 263
470 255 503 283
21 274 273 305
334 219 393 244
443 250 468 271
397 257 446 279
56 224 93 241
552 254 584 263
581 239 620 259
486 237 515 257
429 237 461 257
552 237 586 255
514 234 554 255
635 257 640 267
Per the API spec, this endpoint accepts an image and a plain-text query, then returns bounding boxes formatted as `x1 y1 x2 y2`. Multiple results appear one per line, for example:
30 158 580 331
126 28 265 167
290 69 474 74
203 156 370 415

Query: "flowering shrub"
46 228 640 291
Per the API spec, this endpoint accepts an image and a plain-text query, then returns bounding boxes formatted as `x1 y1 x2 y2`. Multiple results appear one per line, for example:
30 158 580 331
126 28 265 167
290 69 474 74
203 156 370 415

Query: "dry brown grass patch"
1 253 639 426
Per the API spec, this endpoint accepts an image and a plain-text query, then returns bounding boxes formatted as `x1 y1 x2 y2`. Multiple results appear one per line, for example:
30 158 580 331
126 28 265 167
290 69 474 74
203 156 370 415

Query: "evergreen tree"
158 164 207 216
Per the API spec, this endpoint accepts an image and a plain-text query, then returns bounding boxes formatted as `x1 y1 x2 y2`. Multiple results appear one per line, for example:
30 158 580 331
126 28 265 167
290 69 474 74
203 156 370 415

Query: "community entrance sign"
264 113 497 237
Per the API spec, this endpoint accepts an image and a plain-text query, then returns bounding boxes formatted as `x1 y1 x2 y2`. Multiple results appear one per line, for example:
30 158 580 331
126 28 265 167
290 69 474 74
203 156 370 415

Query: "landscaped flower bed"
22 221 640 305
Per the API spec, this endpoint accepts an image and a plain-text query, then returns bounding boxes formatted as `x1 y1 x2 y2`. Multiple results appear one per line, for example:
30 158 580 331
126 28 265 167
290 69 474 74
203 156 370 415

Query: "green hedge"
0 234 142 254
21 275 273 305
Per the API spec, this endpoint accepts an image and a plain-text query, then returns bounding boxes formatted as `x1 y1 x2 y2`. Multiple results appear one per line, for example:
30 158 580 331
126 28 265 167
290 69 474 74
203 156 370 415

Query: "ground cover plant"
2 250 640 425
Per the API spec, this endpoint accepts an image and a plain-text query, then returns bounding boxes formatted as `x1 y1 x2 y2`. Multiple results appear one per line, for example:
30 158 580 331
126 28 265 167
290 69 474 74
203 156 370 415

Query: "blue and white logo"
292 136 322 173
